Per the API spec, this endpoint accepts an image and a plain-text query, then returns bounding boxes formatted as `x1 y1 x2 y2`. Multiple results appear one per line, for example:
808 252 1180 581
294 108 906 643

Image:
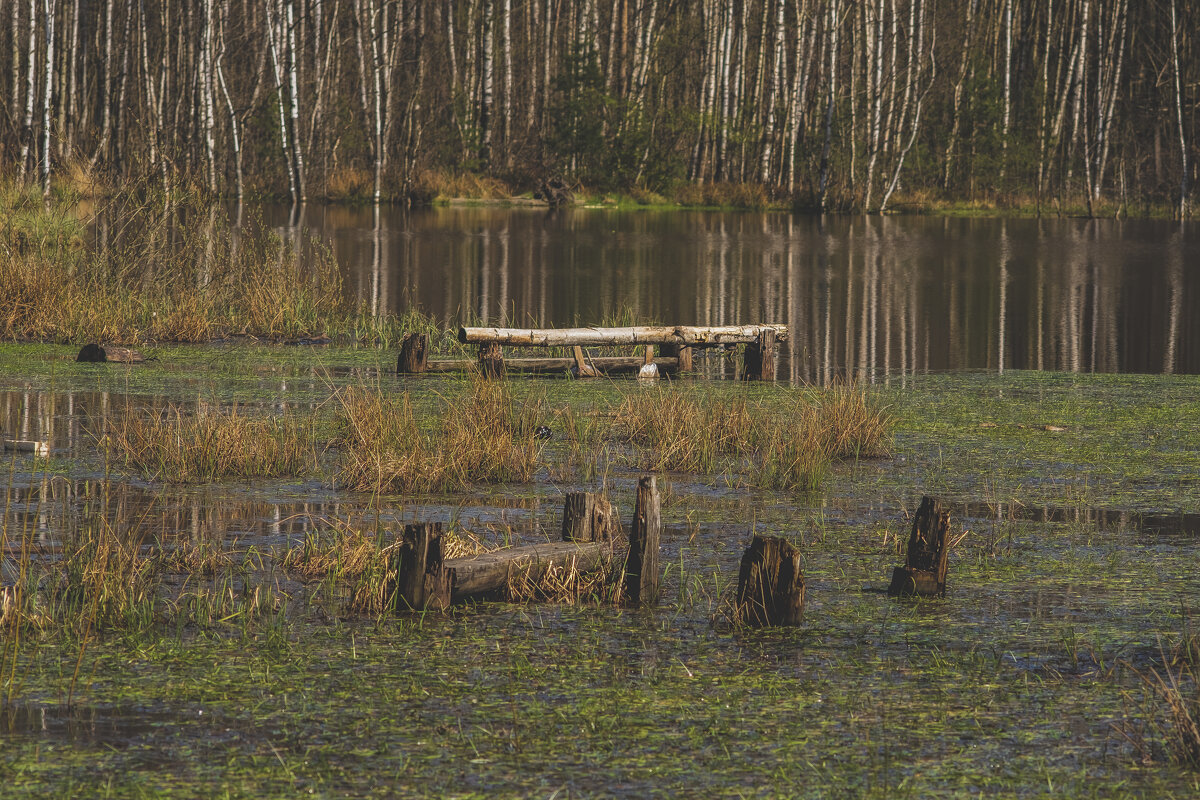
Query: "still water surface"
265 205 1199 379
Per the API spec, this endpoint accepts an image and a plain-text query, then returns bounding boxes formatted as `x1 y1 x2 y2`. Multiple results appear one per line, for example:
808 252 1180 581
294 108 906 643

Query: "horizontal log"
458 324 788 347
447 541 612 601
425 356 680 374
2 439 49 456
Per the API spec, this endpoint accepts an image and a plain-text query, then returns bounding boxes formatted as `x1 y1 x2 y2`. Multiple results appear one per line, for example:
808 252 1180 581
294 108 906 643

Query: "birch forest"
1 0 1196 213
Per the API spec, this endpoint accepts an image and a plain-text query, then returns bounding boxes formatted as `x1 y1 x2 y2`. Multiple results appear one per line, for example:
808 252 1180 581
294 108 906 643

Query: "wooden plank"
447 541 612 601
426 356 680 374
458 324 789 347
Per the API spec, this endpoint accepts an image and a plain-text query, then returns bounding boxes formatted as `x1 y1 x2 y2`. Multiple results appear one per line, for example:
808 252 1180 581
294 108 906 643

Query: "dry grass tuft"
505 556 621 605
415 169 512 200
335 380 547 493
104 402 317 482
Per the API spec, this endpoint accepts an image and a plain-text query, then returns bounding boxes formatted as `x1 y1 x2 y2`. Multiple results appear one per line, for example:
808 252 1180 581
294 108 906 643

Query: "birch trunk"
1169 0 1189 217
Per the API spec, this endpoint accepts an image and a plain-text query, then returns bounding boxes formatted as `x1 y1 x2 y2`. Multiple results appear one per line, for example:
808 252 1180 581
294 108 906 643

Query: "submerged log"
888 496 951 598
447 541 612 601
459 324 789 347
735 535 805 626
742 329 776 381
561 492 621 543
623 475 661 605
397 333 429 374
394 523 452 611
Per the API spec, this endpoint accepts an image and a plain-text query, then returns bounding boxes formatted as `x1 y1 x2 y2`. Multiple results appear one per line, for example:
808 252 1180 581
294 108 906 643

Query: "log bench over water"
397 324 788 380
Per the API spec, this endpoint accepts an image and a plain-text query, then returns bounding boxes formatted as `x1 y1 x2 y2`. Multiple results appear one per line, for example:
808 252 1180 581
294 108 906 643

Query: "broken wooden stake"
394 522 452 611
561 492 620 543
735 535 805 626
478 342 506 378
742 329 776 381
623 475 661 605
571 345 600 378
397 333 429 374
888 496 951 598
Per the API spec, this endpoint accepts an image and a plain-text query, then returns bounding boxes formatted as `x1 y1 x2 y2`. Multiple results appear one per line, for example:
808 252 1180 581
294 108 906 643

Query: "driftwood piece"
735 535 805 626
561 492 620 543
447 541 612 601
397 333 429 374
458 324 789 347
888 496 951 598
478 342 506 378
742 329 776 381
623 476 661 605
394 523 452 611
535 177 574 207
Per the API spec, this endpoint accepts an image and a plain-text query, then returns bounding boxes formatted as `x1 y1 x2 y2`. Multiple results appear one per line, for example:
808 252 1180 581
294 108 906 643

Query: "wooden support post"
478 342 506 378
735 535 805 626
571 345 600 378
624 475 661 605
743 329 776 381
397 333 429 374
561 492 620 543
660 342 693 372
394 522 452 611
888 496 951 598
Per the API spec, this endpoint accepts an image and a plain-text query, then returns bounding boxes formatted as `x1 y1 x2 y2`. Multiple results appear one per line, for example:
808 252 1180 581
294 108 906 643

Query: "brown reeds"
335 380 547 493
104 402 317 482
614 384 891 491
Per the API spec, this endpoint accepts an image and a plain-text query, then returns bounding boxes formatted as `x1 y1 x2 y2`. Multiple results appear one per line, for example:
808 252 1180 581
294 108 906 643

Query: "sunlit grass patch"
335 379 548 493
104 402 318 482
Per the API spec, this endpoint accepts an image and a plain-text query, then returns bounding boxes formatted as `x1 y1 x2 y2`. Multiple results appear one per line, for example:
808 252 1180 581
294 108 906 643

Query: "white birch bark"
41 0 54 196
1169 0 1189 217
18 0 36 181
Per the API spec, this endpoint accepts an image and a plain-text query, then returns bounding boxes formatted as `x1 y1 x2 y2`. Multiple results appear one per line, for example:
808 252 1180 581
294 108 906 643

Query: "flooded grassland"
0 344 1197 798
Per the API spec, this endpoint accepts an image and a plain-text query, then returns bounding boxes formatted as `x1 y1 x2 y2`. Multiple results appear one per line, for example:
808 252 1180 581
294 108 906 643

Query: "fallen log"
888 496 950 598
424 356 680 374
447 541 613 601
2 439 49 457
458 324 788 347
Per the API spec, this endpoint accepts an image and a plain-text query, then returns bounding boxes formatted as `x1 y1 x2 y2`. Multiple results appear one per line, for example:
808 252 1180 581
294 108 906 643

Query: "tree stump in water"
888 496 950 598
77 343 107 362
397 333 429 374
394 523 452 611
735 535 805 626
478 342 506 378
623 476 661 606
561 492 621 543
742 330 776 381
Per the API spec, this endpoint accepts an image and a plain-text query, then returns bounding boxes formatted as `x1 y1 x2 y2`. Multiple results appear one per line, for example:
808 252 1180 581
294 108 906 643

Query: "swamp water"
2 211 1200 797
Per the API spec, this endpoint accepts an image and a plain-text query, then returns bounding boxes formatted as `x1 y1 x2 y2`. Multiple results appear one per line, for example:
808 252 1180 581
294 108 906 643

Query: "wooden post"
571 345 600 377
888 496 951 598
743 330 776 381
394 523 452 611
624 475 661 605
397 333 429 374
561 492 620 543
660 342 693 372
735 535 805 626
478 342 505 378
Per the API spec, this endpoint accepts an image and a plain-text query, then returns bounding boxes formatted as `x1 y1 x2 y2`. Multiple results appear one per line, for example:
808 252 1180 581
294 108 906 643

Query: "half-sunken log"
735 535 805 626
888 496 951 598
447 541 613 601
459 324 789 347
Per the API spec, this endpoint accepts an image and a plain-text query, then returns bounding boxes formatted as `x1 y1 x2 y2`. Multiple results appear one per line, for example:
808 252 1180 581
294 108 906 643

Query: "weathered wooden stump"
742 330 776 381
77 343 107 362
888 496 950 598
735 535 805 626
561 492 621 543
660 342 693 372
394 522 452 611
478 342 506 378
623 476 661 605
397 333 429 374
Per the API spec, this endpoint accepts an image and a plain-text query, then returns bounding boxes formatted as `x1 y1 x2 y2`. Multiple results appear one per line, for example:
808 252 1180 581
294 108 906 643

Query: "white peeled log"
459 324 788 347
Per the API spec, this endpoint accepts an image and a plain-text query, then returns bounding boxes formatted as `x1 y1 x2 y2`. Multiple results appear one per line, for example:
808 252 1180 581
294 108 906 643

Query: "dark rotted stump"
561 492 621 543
478 342 506 379
77 343 107 362
742 329 776 381
888 496 951 598
397 332 429 374
735 535 805 626
622 476 661 606
393 522 452 611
